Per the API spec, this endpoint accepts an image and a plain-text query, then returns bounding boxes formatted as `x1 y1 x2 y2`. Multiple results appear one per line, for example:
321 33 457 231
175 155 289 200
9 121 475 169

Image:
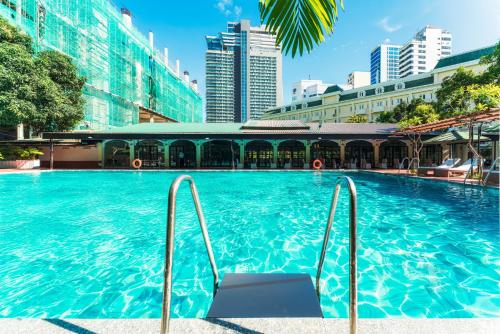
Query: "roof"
395 108 500 134
423 130 489 144
43 121 400 140
434 45 495 69
323 85 344 95
102 122 242 134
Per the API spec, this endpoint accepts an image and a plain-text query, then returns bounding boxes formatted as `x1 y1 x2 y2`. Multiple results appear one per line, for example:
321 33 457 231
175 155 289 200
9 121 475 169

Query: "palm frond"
259 0 344 57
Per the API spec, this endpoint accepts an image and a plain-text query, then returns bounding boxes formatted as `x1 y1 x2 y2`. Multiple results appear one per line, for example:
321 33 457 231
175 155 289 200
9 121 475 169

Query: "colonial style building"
261 45 494 123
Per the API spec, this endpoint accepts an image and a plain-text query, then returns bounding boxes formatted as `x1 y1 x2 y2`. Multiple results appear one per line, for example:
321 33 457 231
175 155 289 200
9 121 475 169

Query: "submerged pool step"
206 273 323 318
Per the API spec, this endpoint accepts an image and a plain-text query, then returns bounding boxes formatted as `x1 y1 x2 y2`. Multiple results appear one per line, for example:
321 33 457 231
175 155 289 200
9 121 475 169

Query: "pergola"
393 107 500 135
394 107 500 182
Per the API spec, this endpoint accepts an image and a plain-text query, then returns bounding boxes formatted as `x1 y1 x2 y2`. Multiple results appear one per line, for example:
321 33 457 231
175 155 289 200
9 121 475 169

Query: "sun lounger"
417 158 460 176
284 162 291 169
380 158 387 169
445 159 479 178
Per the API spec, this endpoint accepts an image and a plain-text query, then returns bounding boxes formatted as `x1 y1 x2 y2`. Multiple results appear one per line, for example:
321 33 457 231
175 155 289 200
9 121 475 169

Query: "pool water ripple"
0 171 498 319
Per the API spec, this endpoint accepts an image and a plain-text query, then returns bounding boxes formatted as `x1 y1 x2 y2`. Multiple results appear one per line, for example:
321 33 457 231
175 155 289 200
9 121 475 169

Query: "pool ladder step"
160 175 358 334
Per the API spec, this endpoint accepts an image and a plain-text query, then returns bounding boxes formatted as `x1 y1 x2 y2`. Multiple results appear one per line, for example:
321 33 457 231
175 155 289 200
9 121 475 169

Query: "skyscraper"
399 26 452 78
206 20 283 123
370 44 402 84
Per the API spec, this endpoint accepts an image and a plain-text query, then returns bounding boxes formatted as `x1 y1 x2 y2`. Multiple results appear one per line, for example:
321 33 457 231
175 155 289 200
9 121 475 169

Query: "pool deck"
1 318 499 334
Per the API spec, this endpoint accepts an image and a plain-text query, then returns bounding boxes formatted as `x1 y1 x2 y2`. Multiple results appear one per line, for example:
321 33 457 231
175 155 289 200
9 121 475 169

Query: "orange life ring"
313 159 322 170
132 159 142 169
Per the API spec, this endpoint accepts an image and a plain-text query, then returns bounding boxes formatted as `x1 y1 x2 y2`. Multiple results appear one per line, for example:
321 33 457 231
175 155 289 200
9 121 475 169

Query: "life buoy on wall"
313 159 323 170
132 159 142 169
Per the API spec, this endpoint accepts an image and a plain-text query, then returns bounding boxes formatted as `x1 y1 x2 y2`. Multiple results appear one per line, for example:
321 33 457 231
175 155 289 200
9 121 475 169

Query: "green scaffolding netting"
0 0 203 129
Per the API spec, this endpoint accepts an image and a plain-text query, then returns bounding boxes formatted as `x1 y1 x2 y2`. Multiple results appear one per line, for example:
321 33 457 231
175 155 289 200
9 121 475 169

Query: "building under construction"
0 0 203 129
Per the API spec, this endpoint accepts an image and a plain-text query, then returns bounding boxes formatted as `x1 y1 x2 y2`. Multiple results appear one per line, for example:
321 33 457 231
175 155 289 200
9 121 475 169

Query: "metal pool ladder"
160 175 358 334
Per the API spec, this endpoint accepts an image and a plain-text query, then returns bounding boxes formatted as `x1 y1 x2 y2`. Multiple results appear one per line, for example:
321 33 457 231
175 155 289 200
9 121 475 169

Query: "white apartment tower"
206 20 283 122
292 80 332 101
347 71 371 88
399 26 452 78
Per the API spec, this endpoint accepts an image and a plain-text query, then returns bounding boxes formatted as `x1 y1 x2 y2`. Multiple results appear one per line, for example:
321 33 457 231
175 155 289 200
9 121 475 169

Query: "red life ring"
132 159 142 169
313 159 322 170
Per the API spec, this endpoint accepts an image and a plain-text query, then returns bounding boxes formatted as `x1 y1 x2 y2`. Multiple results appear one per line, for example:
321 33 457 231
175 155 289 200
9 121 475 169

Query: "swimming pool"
0 171 498 319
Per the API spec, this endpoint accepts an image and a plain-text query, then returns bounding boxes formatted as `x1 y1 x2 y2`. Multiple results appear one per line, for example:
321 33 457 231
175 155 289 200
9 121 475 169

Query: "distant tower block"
176 60 180 76
191 80 198 92
184 71 190 83
164 48 169 67
148 31 154 49
121 8 132 28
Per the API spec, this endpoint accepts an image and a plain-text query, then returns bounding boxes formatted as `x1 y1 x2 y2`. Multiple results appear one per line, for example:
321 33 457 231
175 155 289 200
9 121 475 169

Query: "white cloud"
383 38 391 44
377 17 402 33
216 0 242 18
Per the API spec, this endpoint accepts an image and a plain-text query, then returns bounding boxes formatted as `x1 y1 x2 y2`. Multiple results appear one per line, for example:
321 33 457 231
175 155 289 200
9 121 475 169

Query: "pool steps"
161 175 358 334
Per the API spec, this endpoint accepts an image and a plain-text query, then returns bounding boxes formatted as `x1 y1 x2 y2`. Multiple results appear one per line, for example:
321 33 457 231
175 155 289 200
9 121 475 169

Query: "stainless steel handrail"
398 157 410 174
160 175 220 334
483 157 500 187
316 176 357 334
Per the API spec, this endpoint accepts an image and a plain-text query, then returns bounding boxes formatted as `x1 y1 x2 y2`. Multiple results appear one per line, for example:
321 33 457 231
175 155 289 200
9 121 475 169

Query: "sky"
117 0 500 107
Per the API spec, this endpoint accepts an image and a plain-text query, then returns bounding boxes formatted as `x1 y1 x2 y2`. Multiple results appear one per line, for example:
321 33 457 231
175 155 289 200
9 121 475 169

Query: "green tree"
399 103 440 128
346 114 367 123
0 17 85 134
435 67 479 117
259 0 343 57
479 42 500 84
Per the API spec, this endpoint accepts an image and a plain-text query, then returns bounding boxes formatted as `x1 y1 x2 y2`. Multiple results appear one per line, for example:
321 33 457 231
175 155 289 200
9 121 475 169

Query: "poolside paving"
1 318 499 334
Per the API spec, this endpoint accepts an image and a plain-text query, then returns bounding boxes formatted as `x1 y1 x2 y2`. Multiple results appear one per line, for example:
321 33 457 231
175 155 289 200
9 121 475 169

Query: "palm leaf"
259 0 344 57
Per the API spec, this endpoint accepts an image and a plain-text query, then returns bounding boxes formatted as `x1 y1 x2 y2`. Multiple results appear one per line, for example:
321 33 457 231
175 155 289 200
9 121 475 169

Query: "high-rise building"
206 20 283 123
370 44 402 84
292 80 332 101
347 71 371 88
0 0 202 130
399 26 452 78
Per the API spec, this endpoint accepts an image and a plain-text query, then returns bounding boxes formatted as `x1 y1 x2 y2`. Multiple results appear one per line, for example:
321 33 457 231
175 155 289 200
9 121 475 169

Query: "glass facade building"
0 0 202 130
370 44 401 84
205 20 283 123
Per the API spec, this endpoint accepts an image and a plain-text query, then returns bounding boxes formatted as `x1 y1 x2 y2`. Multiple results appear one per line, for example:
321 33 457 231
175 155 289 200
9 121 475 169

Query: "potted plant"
0 147 44 169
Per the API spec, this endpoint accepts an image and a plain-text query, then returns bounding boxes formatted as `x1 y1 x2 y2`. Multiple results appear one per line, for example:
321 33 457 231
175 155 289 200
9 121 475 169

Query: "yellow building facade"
262 46 494 123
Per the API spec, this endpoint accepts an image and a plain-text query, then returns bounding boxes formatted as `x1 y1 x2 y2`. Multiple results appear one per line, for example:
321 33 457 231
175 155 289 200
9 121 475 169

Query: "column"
129 141 136 168
272 141 279 168
373 141 380 168
340 140 346 166
163 141 170 168
97 142 104 168
441 143 450 160
195 141 201 169
238 140 245 168
305 140 311 168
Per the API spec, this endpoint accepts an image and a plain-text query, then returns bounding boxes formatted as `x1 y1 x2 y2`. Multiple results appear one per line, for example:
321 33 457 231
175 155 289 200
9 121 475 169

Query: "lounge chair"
417 158 460 176
284 162 291 169
270 162 277 169
250 163 257 169
379 158 387 169
348 159 357 169
444 159 479 178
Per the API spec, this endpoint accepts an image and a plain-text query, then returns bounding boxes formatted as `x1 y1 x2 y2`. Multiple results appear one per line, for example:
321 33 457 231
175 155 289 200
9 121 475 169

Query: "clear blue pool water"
0 171 498 319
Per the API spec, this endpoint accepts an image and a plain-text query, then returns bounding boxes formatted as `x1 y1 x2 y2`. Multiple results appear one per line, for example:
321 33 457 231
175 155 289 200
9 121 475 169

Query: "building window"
395 82 405 90
375 87 384 95
358 91 366 98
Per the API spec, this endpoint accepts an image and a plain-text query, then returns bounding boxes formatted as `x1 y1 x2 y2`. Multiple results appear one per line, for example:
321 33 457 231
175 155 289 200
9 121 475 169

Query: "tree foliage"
259 0 343 57
0 17 85 133
346 114 367 123
479 42 500 84
399 104 440 128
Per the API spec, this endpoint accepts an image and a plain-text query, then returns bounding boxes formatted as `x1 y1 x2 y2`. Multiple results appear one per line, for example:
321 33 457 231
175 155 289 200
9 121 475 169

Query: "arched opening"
278 140 306 169
135 140 164 168
245 140 273 168
201 140 239 168
345 140 374 168
169 140 196 168
380 140 408 168
420 144 443 167
104 140 130 168
311 140 340 168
